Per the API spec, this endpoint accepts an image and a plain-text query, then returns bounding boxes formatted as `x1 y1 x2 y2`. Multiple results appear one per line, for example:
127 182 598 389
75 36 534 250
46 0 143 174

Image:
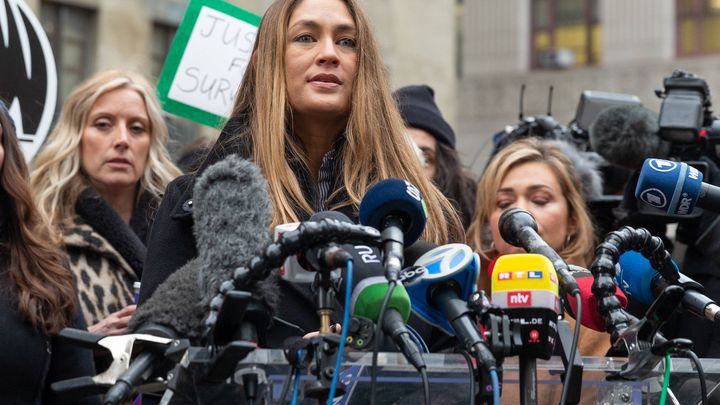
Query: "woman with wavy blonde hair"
31 70 181 335
138 0 463 346
468 138 595 267
468 138 607 403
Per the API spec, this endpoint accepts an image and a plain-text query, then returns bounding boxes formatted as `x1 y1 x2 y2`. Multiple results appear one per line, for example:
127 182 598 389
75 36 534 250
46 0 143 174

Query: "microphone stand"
304 261 346 402
468 292 519 404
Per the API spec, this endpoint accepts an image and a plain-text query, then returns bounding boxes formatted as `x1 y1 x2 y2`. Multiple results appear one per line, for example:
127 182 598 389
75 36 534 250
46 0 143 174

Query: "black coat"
0 213 100 405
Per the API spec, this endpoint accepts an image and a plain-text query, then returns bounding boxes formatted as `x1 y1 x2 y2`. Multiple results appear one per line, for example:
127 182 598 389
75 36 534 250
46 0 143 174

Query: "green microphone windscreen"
350 276 411 322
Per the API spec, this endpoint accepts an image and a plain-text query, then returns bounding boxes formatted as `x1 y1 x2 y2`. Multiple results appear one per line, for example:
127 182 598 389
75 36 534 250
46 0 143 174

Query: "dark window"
531 0 601 69
677 0 720 56
151 22 178 79
40 2 96 103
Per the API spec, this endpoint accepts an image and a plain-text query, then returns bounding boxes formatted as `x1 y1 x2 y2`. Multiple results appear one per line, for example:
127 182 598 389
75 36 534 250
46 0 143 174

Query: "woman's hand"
303 323 342 339
88 304 137 336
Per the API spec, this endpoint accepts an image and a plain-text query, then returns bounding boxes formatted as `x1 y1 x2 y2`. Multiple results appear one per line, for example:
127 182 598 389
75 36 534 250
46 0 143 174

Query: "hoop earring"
489 241 496 251
564 234 573 248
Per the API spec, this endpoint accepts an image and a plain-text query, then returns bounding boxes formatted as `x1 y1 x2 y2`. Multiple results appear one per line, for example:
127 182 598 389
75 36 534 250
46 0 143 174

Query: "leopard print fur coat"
63 188 154 327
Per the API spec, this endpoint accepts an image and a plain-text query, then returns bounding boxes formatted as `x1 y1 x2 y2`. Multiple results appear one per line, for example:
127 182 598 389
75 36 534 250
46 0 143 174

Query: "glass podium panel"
160 350 720 404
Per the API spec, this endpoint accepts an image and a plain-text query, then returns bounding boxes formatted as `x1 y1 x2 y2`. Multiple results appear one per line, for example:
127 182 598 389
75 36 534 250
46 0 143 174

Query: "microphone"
635 158 720 215
617 250 720 322
130 154 277 341
498 208 580 295
104 155 276 404
359 179 427 281
350 276 425 371
405 243 497 368
589 104 662 170
486 255 629 333
490 253 559 359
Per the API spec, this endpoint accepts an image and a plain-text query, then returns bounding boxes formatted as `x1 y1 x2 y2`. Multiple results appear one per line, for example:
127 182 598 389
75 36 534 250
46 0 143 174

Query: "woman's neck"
93 184 136 224
293 114 346 180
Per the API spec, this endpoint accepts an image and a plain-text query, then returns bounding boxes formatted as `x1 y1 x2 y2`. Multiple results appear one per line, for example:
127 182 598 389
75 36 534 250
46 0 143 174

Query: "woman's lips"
106 159 131 168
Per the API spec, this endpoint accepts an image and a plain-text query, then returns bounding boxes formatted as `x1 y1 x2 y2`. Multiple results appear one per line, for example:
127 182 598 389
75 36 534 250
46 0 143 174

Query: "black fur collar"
74 187 154 277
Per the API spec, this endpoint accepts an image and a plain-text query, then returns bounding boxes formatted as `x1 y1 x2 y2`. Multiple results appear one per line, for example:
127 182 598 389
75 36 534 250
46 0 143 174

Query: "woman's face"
489 161 573 255
408 127 438 180
284 0 358 118
80 87 151 194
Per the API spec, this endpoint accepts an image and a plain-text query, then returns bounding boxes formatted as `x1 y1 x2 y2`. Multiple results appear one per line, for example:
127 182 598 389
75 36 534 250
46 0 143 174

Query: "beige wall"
364 0 457 126
462 0 529 76
28 0 457 142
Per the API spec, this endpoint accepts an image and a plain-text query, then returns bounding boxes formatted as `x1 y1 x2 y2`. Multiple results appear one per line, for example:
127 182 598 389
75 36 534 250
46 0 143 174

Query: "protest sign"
157 0 260 128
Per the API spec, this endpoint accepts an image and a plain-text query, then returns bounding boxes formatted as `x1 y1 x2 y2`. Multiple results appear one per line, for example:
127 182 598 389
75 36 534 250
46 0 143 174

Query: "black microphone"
359 179 427 282
589 104 662 170
498 208 580 295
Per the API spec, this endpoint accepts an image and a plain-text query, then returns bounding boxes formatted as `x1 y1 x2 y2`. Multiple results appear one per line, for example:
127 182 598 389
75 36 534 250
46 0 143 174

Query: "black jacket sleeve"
44 310 101 405
138 175 198 304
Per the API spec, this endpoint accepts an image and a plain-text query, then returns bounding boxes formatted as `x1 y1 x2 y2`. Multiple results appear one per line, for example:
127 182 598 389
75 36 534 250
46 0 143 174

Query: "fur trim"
74 187 148 277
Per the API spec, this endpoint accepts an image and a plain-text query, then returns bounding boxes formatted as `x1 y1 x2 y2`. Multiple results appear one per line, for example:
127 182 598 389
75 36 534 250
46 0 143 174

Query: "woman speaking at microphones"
138 0 463 346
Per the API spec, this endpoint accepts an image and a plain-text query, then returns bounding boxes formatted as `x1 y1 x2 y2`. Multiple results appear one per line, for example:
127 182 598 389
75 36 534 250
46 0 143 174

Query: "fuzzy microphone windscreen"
589 104 661 170
129 155 276 340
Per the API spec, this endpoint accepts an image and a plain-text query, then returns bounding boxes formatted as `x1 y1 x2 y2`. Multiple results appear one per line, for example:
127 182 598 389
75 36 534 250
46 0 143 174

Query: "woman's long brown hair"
0 108 76 334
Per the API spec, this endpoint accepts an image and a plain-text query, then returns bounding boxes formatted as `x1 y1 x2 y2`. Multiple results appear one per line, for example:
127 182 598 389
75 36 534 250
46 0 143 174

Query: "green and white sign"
157 0 261 128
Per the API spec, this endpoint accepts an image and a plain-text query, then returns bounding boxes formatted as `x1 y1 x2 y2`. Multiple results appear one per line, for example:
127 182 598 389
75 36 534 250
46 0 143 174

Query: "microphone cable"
683 349 708 405
369 280 397 405
460 351 476 405
291 357 302 405
278 364 296 405
420 367 431 405
406 324 429 353
327 259 353 405
559 293 582 405
660 352 672 405
488 368 500 405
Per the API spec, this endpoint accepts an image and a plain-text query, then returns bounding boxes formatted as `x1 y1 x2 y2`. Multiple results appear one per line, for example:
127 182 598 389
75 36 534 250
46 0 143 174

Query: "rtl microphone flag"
491 253 559 359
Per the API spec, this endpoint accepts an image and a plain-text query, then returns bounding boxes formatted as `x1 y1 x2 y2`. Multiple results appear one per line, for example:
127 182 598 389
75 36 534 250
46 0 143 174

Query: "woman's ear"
251 51 258 69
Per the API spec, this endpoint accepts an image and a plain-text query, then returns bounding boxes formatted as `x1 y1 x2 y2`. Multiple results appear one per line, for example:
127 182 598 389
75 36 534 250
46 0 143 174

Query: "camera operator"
590 69 720 357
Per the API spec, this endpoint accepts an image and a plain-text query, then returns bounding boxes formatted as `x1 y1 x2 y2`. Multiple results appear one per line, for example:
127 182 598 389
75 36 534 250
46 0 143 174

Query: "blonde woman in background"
468 138 606 353
468 138 609 403
31 70 181 335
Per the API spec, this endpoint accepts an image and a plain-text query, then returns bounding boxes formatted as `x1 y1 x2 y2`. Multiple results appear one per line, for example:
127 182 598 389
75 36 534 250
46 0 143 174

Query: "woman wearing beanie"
395 84 477 229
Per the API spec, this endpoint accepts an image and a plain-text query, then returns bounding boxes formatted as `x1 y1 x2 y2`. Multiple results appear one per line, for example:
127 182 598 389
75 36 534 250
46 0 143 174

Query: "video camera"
656 69 720 162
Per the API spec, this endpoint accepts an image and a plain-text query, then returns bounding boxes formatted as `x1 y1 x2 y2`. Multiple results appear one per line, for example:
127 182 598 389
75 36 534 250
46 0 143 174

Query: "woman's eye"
130 125 146 134
338 37 356 48
94 121 111 130
497 200 513 209
296 34 314 43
